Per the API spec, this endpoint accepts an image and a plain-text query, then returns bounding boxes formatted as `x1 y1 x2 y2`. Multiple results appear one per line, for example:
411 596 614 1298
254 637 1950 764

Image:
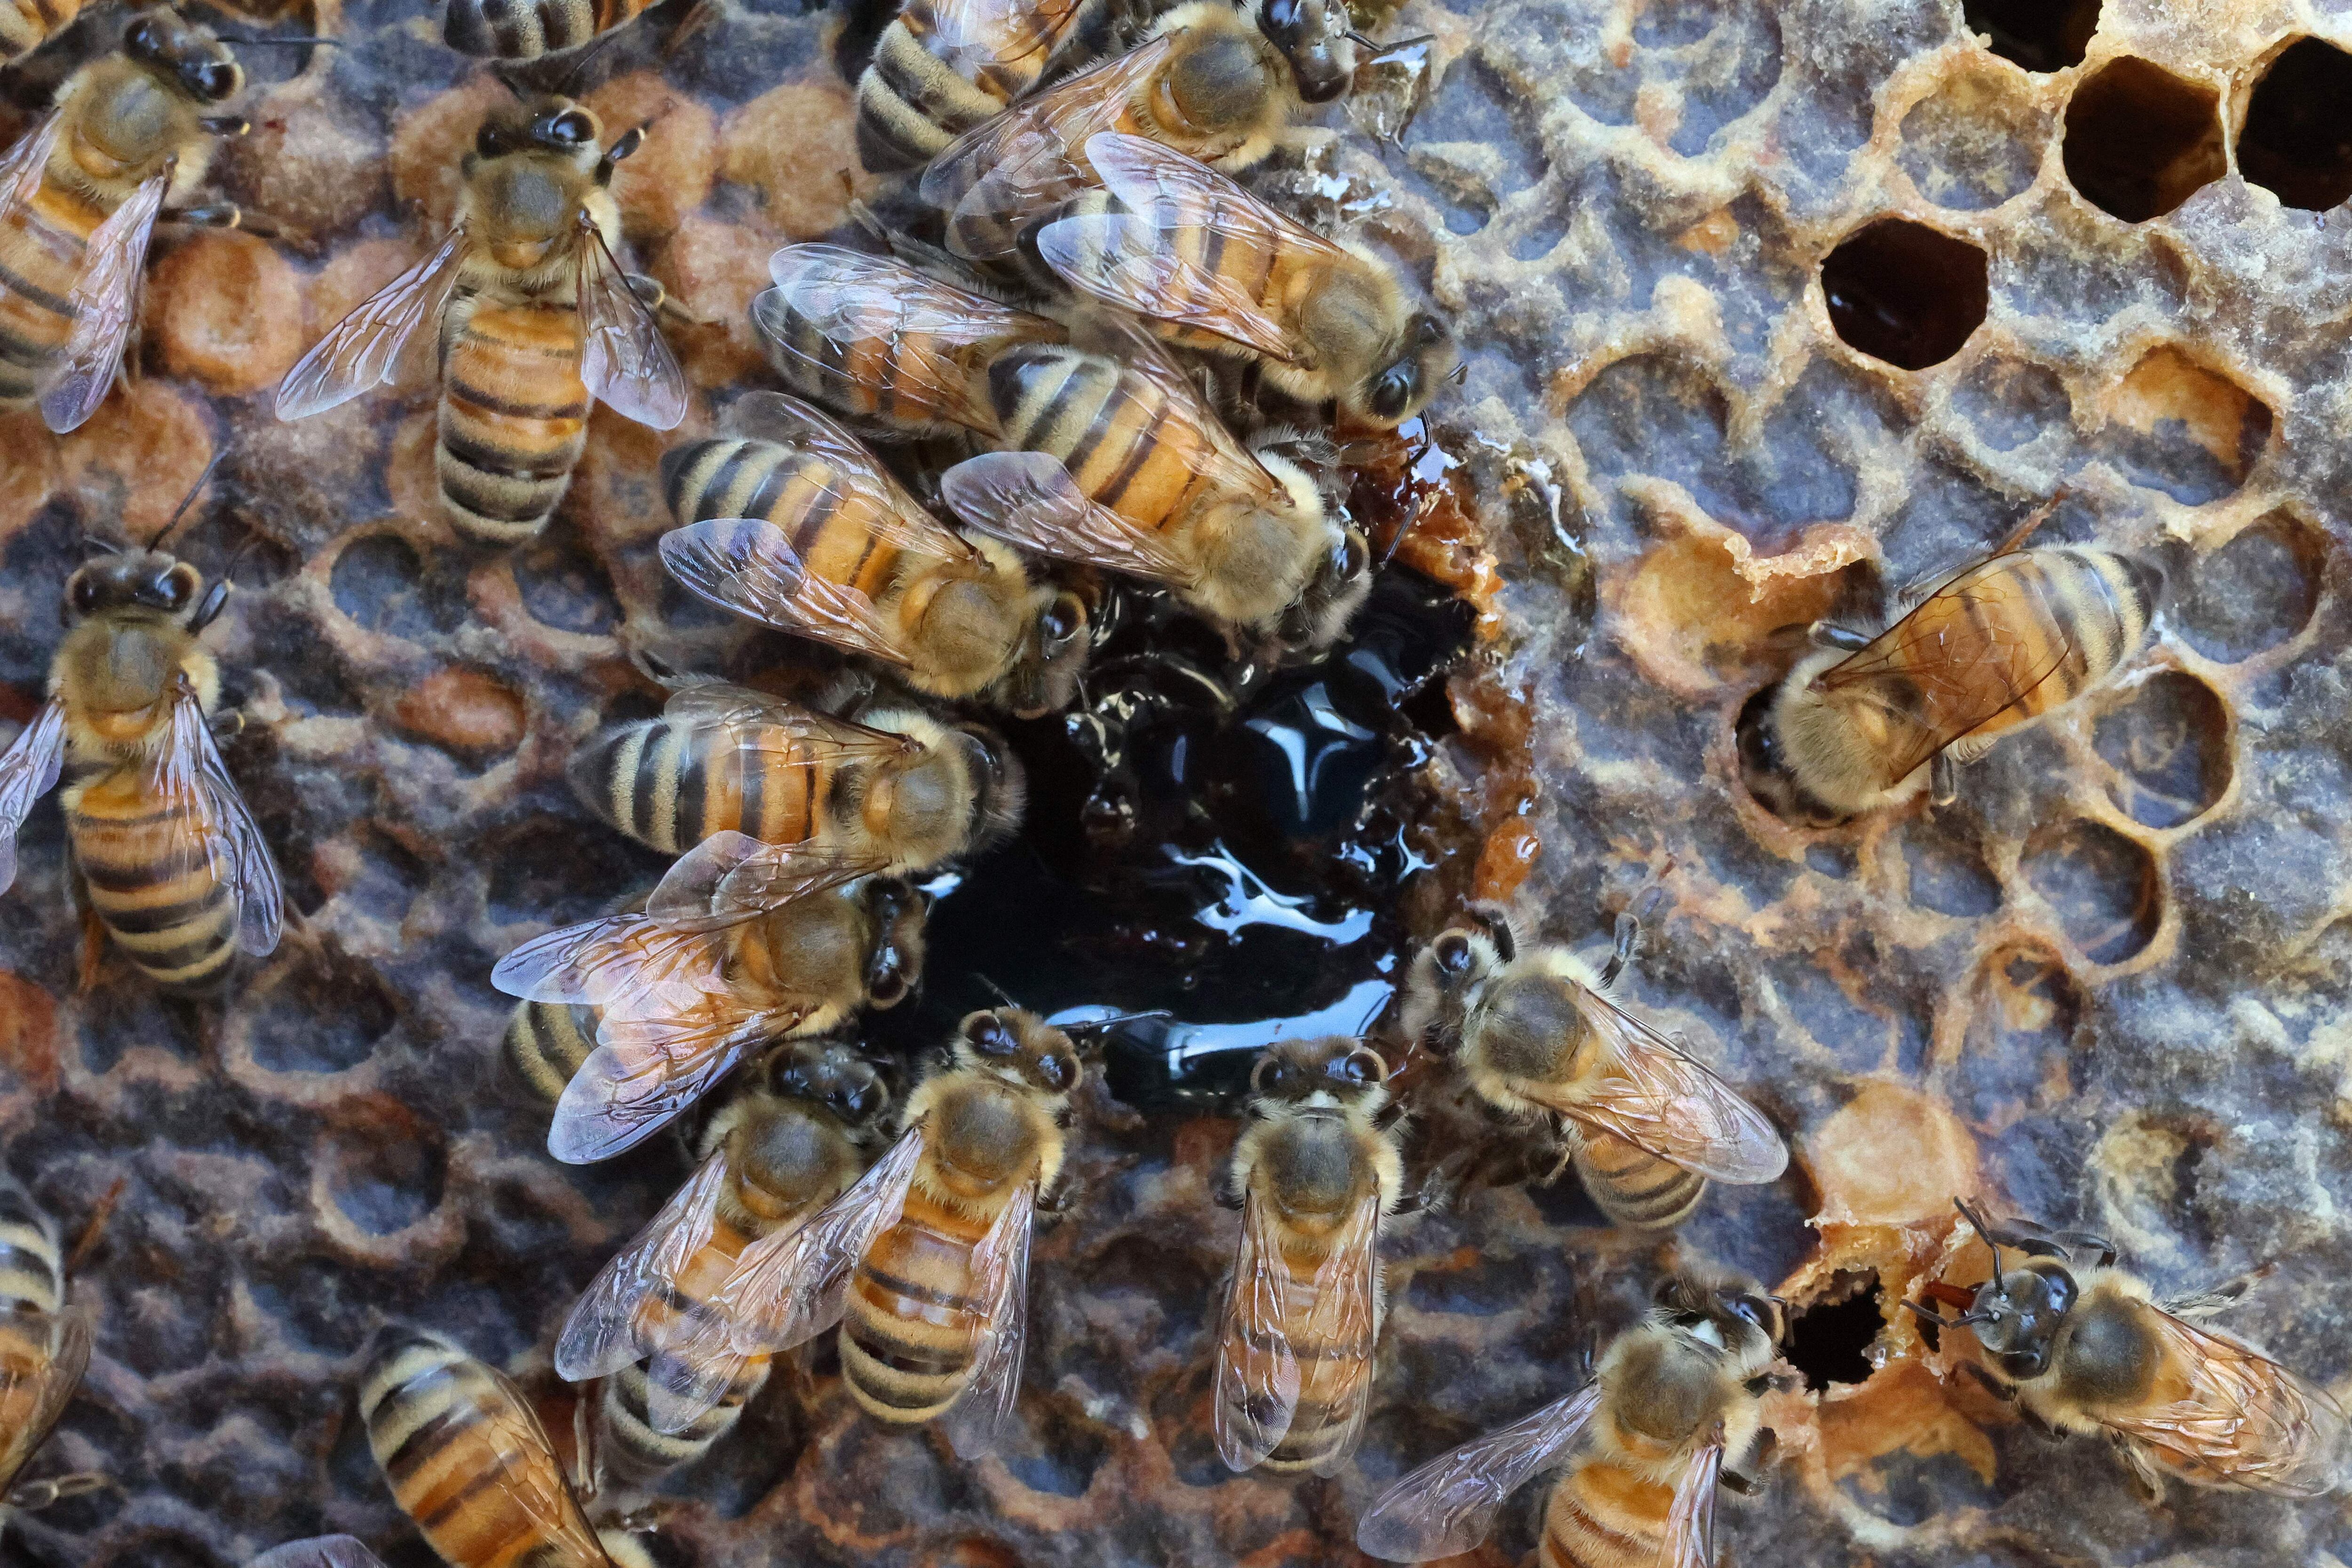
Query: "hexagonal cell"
1962 0 2099 73
2238 38 2352 212
1954 947 2085 1129
2021 819 2161 964
2061 58 2226 222
2095 347 2272 504
1897 66 2045 210
1820 220 1989 370
1948 356 2072 453
2093 670 2231 829
316 1100 447 1238
2174 510 2329 661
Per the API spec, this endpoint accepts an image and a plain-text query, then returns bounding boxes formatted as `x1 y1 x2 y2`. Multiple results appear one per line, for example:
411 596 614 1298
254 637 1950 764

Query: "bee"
0 529 284 995
918 0 1350 265
441 0 657 61
1214 1036 1401 1475
1736 545 2162 826
1357 1277 1788 1567
358 1328 659 1568
0 11 259 434
0 0 82 65
494 874 927 1162
941 336 1371 648
855 0 1101 174
660 391 1093 717
275 94 687 547
0 1176 100 1529
670 1008 1084 1450
1033 132 1457 428
553 1042 892 1484
1905 1201 2352 1499
1400 908 1785 1231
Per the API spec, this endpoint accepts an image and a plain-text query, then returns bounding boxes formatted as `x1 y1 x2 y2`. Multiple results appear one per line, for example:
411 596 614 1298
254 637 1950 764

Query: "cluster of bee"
0 0 2342 1563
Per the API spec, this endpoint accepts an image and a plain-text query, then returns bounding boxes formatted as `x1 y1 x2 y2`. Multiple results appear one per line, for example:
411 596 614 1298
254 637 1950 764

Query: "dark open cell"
1962 0 2099 72
2021 819 2161 964
510 531 619 636
2175 511 2328 662
1785 1270 1883 1391
2061 57 2225 222
323 1122 446 1235
2093 670 2232 829
2239 38 2352 211
1820 220 1989 370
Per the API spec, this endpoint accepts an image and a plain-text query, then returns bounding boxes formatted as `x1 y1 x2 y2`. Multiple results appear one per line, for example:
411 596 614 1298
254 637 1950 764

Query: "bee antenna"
558 27 628 97
229 34 342 47
1352 988 1389 1037
1445 360 1469 385
1344 29 1378 48
79 535 120 558
1954 1198 2009 1292
972 972 1021 1011
149 450 226 552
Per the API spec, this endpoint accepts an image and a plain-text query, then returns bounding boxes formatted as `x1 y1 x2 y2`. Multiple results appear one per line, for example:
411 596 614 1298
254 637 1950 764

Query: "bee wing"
492 913 736 1018
941 450 1198 585
1353 1381 1604 1564
655 675 917 759
646 830 891 928
0 113 61 219
553 1150 730 1381
1661 1427 1726 1568
944 1176 1037 1459
0 700 67 898
1214 1186 1303 1472
247 1538 392 1568
1301 1186 1383 1476
662 517 919 669
1547 993 1787 1186
926 0 1085 77
723 392 982 560
713 1124 926 1353
0 1306 89 1495
2096 1309 2352 1497
919 40 1173 228
275 226 471 420
154 682 285 957
640 1337 762 1439
469 1359 608 1560
576 215 687 431
38 171 167 434
1109 324 1290 500
550 996 821 1164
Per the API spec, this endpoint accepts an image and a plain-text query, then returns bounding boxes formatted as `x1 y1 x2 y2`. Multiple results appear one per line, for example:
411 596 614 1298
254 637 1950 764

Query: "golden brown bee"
855 0 1100 174
0 10 259 433
1907 1201 2351 1498
660 392 1092 716
0 0 82 64
941 336 1371 648
1357 1277 1788 1567
1401 909 1785 1231
1737 545 2162 826
0 1176 101 1528
1214 1036 1402 1475
276 94 686 547
0 536 284 995
1034 131 1457 427
494 873 927 1162
675 1008 1085 1452
442 0 659 60
358 1328 657 1568
555 1042 892 1485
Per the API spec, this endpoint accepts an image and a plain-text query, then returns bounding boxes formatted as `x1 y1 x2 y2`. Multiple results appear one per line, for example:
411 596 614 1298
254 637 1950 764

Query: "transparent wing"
155 682 284 957
1661 1429 1725 1568
945 1177 1036 1458
1301 1186 1383 1476
1109 322 1287 500
2099 1309 2352 1497
640 1337 764 1438
941 450 1197 584
1544 992 1787 1186
926 0 1084 74
718 392 980 562
646 829 890 928
577 215 687 430
661 518 913 668
40 172 167 434
548 1002 813 1164
1354 1381 1603 1563
919 40 1171 227
657 676 918 756
713 1125 925 1353
0 700 66 897
0 114 61 219
275 226 470 420
0 1307 89 1495
1214 1186 1302 1472
492 913 738 1019
467 1360 607 1560
554 1151 729 1380
248 1538 392 1568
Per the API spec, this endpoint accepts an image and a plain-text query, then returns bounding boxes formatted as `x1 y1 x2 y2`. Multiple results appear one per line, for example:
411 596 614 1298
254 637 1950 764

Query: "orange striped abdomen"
572 715 834 855
437 299 588 546
1258 1237 1376 1472
990 346 1212 544
443 0 652 58
839 1182 994 1423
666 437 914 607
63 763 238 995
597 1217 774 1484
1540 1459 1675 1568
1572 1131 1704 1232
0 175 107 403
0 0 78 60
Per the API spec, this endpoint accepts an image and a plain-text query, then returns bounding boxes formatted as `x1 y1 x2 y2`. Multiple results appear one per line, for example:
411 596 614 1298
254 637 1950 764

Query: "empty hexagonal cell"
2174 510 2329 661
2093 670 2231 828
1898 67 2046 210
2061 58 2226 222
1948 356 2072 452
2095 347 2272 504
315 1099 448 1239
1820 220 1989 370
2020 819 2161 964
2238 38 2352 211
1962 0 2099 72
1955 947 2084 1127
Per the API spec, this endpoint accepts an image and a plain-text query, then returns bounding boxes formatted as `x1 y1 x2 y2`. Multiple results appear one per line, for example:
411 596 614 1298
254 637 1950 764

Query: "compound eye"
966 1012 1017 1056
1038 1051 1076 1091
1040 592 1082 650
868 968 906 1007
1258 0 1306 40
1332 1047 1385 1086
771 1063 810 1099
67 573 101 615
1432 931 1473 976
1369 362 1417 422
1727 1295 1767 1329
544 110 594 145
475 124 511 158
189 60 237 101
1249 1055 1283 1097
124 16 163 58
163 565 198 610
1337 530 1368 583
829 1077 881 1121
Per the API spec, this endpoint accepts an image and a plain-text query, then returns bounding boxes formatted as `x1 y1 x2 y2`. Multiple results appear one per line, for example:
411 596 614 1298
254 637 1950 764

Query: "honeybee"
275 94 687 547
502 874 927 1106
494 873 926 1162
918 0 1347 264
1357 1277 1788 1567
1033 131 1457 427
0 1176 101 1529
442 0 656 60
1401 909 1785 1231
1737 545 2162 826
667 1009 1083 1450
855 0 1101 173
941 336 1371 648
1214 1036 1401 1474
554 1042 892 1484
358 1328 659 1568
1906 1201 2352 1498
0 11 259 433
660 392 1093 716
0 533 284 994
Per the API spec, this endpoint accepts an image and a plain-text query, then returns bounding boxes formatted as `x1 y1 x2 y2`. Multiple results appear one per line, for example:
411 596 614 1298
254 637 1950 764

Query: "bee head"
1734 673 1852 828
64 551 204 625
955 1008 1082 1098
1654 1273 1789 1355
1162 14 1282 132
766 1039 891 1132
857 876 932 1010
1253 0 1355 103
1000 588 1092 719
472 96 600 166
1361 313 1456 427
1399 918 1510 1054
1278 521 1371 651
1249 1035 1388 1110
124 10 242 104
946 720 1028 855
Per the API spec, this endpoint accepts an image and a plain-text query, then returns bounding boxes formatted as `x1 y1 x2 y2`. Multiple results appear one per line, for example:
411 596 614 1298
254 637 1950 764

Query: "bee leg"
1930 750 1959 807
190 576 233 633
1038 1169 1087 1222
207 709 246 743
1212 1177 1244 1211
659 0 716 57
1462 902 1517 961
2165 1262 2275 1321
1597 907 1644 990
2116 1435 2168 1502
1957 1361 2016 1402
74 901 106 997
1807 621 1873 653
6 1472 108 1511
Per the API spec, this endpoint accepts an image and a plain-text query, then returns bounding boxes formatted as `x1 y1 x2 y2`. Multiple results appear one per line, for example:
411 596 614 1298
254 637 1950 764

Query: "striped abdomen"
666 438 917 606
753 296 1022 436
596 1216 772 1485
1572 1131 1704 1232
839 1179 999 1423
1254 1230 1376 1472
571 713 835 855
1540 1459 1675 1568
0 1180 60 1321
504 999 599 1103
989 344 1212 543
0 171 107 403
437 299 588 546
0 0 79 63
360 1329 606 1568
63 763 238 995
855 0 1089 171
1049 189 1303 358
442 0 654 59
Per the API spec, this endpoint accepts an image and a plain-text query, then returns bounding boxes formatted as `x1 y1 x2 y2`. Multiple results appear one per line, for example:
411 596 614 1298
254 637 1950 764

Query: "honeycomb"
2 0 2351 1563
